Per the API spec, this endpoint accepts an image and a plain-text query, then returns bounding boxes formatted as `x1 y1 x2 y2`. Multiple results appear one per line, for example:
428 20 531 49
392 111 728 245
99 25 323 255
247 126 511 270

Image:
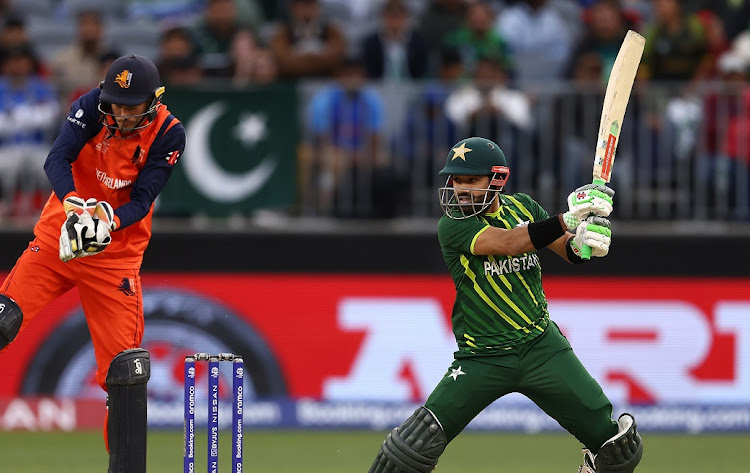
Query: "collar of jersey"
484 208 502 218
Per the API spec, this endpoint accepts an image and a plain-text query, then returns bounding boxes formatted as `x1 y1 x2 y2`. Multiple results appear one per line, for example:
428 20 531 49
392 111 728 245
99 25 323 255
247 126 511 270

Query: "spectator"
566 0 630 83
442 0 512 79
305 57 391 218
553 51 607 191
445 52 533 137
269 0 347 79
392 47 463 213
495 0 581 84
191 0 253 77
160 54 204 85
360 0 429 81
50 9 109 109
639 0 711 83
156 26 201 83
230 29 278 86
703 52 750 218
0 14 48 77
0 44 58 218
417 0 466 71
703 0 750 43
722 90 750 219
66 51 120 105
1 13 27 49
157 26 196 67
694 7 731 79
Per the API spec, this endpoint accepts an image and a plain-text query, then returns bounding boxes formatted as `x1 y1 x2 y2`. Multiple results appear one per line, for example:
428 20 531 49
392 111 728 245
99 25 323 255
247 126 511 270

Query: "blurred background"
1 0 749 471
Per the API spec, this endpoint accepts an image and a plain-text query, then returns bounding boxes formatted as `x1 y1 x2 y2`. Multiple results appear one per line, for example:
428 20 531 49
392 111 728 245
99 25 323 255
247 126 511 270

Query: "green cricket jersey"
437 193 551 355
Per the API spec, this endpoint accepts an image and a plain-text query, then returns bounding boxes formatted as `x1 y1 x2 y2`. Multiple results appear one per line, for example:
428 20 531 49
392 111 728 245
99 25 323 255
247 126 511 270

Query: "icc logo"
236 367 244 378
211 366 219 378
188 366 196 378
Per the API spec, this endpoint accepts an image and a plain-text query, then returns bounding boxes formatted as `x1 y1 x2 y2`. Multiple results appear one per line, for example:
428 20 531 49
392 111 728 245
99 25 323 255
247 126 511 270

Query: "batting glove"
569 216 611 258
563 183 615 230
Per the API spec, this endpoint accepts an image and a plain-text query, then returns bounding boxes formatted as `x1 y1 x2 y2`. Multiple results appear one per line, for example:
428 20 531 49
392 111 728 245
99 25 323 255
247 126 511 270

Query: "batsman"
368 137 643 473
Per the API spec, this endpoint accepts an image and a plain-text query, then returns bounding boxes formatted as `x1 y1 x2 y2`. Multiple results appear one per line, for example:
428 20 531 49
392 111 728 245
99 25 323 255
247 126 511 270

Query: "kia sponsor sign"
1 274 748 432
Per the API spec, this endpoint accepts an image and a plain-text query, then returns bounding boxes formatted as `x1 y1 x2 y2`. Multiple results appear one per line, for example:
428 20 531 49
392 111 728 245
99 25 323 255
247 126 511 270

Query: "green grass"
0 430 747 472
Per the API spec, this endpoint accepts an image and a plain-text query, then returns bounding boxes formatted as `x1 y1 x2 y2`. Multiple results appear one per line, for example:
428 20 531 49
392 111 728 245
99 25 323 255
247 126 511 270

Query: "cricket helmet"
438 137 510 219
98 54 165 137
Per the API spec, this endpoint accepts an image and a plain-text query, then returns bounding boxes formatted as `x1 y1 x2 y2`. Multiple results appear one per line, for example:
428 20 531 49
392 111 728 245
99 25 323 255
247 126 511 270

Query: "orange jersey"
35 88 185 268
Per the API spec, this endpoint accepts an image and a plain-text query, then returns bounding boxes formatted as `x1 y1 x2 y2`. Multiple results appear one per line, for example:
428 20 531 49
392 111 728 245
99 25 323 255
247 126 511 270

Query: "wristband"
527 214 566 250
566 239 586 264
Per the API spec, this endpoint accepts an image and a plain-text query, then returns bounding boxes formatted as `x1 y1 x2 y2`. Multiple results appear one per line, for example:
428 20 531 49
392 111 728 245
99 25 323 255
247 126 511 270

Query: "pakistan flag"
156 84 299 216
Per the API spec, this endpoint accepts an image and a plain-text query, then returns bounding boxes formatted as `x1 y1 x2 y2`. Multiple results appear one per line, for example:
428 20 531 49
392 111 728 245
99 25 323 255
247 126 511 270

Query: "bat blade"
581 30 645 260
592 30 645 185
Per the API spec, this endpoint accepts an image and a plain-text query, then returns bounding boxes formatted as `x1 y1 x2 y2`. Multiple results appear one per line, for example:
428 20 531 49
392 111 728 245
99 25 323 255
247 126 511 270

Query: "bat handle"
580 242 592 260
580 178 607 260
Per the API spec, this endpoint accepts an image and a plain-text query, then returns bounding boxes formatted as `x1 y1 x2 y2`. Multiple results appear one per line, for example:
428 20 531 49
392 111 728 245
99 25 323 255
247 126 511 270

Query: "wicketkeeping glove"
569 216 611 259
93 201 117 232
562 183 615 230
59 198 114 262
59 196 95 262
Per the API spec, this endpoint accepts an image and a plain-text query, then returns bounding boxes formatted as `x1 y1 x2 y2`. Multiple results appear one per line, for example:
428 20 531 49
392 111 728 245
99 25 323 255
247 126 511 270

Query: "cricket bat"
582 29 645 259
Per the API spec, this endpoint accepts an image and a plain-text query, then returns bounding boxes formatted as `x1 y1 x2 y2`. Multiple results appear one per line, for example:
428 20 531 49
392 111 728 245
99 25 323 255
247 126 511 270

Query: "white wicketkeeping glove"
59 198 114 262
569 216 611 258
59 196 96 262
562 183 615 230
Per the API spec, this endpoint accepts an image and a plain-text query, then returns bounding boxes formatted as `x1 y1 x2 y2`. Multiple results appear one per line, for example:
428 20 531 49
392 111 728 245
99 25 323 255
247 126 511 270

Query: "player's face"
110 102 149 135
451 175 497 212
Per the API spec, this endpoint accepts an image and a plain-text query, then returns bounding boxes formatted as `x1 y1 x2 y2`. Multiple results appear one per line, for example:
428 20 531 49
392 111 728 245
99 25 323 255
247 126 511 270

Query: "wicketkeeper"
368 137 643 473
0 55 185 473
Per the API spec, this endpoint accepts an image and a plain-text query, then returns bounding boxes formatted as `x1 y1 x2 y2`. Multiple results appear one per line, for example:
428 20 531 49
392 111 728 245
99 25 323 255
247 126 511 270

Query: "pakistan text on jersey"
66 116 87 128
483 254 540 276
96 168 132 190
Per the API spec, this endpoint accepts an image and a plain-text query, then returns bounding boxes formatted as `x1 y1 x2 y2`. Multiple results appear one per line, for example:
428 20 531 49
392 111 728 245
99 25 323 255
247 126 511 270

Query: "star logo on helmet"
115 70 132 89
451 142 472 161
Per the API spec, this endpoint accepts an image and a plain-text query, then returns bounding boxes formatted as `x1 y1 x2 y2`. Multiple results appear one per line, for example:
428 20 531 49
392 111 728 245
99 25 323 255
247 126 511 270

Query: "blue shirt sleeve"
44 88 102 200
114 116 186 229
308 88 332 134
364 89 384 132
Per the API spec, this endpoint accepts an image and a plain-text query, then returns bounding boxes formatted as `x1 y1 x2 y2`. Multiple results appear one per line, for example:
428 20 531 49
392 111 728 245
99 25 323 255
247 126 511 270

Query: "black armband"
565 239 587 264
527 214 566 250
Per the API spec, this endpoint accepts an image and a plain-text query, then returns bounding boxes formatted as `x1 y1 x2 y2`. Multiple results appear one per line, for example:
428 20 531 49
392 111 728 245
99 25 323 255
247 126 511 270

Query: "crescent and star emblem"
184 101 277 203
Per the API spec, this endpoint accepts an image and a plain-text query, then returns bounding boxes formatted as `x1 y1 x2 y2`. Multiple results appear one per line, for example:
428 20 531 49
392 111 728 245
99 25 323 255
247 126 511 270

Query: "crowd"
2 0 750 219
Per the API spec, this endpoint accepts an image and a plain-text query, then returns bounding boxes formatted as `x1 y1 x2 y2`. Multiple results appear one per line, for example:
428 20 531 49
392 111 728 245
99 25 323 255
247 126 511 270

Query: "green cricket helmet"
438 137 510 219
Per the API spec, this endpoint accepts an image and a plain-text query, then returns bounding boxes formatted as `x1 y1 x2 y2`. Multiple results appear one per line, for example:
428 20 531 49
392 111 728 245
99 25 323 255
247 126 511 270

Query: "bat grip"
580 178 606 260
580 243 592 260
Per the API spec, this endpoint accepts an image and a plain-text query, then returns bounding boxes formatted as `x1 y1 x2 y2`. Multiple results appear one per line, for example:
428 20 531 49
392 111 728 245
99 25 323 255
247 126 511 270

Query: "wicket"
184 353 244 473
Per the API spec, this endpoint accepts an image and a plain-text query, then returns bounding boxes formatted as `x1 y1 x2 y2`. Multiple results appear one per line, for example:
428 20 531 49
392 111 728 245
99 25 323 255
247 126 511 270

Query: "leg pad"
595 413 643 473
0 294 22 349
369 406 447 473
106 348 150 473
